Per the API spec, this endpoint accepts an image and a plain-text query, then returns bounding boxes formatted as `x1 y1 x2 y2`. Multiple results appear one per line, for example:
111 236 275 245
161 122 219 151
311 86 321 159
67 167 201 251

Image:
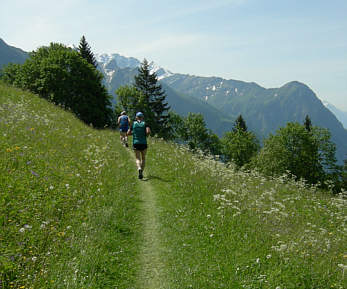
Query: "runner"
118 111 130 147
127 112 151 179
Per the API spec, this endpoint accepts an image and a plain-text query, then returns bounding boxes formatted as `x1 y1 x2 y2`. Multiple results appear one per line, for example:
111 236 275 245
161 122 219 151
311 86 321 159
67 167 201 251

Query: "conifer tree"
134 59 170 136
304 115 312 132
78 35 97 68
233 114 247 132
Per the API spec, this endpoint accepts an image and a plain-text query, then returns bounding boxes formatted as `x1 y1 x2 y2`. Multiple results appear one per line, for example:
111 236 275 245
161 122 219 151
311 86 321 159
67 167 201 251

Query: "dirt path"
127 149 168 289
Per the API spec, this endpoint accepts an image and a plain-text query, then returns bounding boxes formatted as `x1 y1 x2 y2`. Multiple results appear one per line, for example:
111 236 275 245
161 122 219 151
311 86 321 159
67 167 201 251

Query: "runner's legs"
134 149 147 171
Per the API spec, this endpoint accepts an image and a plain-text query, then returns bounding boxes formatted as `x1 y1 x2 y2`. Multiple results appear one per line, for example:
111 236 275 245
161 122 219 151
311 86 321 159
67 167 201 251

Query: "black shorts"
133 144 148 151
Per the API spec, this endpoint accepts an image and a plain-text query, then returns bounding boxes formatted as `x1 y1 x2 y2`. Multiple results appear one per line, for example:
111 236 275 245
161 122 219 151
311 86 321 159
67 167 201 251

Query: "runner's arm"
127 125 132 136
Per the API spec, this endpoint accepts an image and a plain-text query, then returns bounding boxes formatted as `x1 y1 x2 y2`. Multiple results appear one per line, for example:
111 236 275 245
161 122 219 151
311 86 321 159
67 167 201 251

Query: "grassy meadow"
1 81 346 288
0 83 142 288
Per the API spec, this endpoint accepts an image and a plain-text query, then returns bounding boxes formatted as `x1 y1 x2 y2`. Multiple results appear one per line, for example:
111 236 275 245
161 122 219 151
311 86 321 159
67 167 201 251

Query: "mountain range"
0 38 346 163
96 52 347 164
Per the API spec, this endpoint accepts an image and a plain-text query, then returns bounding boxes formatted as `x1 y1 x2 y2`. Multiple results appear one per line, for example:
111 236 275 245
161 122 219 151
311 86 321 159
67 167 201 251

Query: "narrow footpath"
128 149 168 289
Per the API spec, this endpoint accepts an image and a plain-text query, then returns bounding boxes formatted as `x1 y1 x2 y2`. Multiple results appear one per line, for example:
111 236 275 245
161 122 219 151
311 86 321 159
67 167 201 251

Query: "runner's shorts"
119 126 128 133
133 144 148 151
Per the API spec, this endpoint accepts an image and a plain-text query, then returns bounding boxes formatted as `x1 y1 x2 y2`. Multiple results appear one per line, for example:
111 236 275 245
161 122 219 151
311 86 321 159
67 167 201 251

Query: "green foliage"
221 115 259 168
161 111 185 141
221 130 259 168
342 159 347 190
3 43 113 128
254 122 338 186
77 35 97 68
233 114 248 132
134 59 170 137
181 112 221 155
115 85 145 121
0 63 22 85
304 114 312 132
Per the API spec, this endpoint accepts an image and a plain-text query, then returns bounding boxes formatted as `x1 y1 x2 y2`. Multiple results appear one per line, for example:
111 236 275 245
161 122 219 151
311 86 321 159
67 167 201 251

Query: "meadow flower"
19 227 25 233
31 170 39 177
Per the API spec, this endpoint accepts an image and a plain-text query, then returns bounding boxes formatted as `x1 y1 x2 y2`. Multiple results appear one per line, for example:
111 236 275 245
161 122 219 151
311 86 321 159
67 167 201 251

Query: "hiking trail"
127 148 168 289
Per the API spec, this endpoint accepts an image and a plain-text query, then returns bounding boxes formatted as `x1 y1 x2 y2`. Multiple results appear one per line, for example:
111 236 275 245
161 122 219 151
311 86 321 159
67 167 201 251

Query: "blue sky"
2 0 347 110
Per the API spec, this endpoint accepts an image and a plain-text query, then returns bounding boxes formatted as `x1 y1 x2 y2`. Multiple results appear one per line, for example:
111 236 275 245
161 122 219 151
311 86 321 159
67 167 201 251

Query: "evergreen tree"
342 159 347 191
134 59 170 136
304 115 312 132
233 114 247 132
78 35 97 68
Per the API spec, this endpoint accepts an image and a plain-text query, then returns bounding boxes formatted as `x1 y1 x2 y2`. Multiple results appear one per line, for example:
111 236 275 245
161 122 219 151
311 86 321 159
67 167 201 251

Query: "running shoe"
138 169 143 179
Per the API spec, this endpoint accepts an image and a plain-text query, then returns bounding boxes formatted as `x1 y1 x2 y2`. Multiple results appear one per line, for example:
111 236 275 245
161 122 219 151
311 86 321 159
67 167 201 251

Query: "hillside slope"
1 82 346 288
163 75 347 163
0 38 28 69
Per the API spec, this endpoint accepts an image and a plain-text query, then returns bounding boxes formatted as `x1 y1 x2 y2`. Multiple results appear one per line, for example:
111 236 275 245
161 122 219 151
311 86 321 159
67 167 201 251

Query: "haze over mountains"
1 38 346 163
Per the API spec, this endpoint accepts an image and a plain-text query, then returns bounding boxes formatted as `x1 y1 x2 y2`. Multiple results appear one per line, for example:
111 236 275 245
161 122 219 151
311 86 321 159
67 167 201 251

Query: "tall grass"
0 83 142 288
146 138 347 289
1 82 346 288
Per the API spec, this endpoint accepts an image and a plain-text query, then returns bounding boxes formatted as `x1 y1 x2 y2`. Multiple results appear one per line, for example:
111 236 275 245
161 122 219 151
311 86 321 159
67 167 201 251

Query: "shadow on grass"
143 174 172 183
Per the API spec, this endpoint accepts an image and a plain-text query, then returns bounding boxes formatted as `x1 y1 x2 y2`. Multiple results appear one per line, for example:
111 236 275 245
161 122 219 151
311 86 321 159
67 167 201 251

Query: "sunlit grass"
1 82 346 289
0 83 142 288
147 138 347 289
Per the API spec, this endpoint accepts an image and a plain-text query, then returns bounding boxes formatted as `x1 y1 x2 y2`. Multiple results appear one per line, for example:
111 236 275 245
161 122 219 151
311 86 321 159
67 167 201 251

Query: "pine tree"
233 115 247 132
78 36 97 68
304 115 312 132
134 58 170 136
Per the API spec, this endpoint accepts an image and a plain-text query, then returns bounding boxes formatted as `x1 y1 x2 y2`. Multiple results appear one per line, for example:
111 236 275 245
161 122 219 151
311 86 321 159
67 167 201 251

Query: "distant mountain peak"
148 60 173 80
96 53 140 70
95 53 173 81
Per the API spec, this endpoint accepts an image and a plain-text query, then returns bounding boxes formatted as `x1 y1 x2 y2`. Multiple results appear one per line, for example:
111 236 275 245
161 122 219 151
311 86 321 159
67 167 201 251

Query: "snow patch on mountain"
148 61 173 80
96 53 173 82
96 53 140 70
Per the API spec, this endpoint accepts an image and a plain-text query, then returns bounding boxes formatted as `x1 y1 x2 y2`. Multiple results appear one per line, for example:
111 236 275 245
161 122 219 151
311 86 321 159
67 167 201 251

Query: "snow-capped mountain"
95 53 173 83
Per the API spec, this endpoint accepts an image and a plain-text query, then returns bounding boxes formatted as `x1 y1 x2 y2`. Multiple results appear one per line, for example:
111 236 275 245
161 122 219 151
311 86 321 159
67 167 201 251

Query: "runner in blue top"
127 112 151 179
118 111 130 147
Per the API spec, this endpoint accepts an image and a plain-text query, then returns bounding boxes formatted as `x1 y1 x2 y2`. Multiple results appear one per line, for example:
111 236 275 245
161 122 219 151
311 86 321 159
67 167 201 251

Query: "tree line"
1 36 346 192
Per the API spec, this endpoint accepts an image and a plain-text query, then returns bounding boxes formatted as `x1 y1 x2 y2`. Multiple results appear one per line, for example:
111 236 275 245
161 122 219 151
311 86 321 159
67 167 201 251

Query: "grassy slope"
1 82 346 289
146 139 347 289
0 83 142 288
